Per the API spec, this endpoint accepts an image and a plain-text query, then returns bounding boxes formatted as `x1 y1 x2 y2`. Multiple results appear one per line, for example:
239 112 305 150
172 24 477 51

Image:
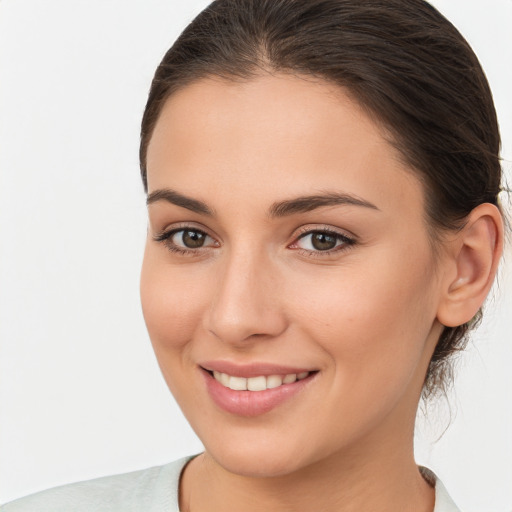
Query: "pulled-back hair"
139 0 502 399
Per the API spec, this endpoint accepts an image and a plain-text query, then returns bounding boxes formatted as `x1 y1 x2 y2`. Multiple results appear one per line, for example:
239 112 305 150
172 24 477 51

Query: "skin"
140 73 502 512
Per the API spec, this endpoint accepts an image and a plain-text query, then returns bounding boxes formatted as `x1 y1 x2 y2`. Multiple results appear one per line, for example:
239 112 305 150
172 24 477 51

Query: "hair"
139 0 502 399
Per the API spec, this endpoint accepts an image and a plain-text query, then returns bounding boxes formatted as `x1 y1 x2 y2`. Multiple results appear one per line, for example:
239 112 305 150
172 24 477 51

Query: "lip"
200 360 314 378
199 363 318 417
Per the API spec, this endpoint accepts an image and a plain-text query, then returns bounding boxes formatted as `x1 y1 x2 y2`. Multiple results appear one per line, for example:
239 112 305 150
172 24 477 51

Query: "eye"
172 229 211 249
290 229 355 254
153 227 218 254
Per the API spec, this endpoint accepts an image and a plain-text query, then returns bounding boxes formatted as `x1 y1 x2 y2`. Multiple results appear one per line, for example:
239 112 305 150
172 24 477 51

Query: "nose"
203 247 288 346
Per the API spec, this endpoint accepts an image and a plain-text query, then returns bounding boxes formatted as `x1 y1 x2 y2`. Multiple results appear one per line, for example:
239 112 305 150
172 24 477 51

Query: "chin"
200 432 322 479
208 448 307 478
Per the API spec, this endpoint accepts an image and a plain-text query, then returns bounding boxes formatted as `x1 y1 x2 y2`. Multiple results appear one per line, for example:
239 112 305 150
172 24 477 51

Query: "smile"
200 364 318 416
212 371 310 391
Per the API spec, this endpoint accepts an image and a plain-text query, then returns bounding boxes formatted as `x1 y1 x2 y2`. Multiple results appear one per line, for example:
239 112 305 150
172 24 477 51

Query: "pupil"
183 230 205 248
312 232 337 251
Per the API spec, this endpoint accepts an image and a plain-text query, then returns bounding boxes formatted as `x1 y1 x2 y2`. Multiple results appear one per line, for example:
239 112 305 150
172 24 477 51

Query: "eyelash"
153 226 217 256
291 227 356 258
153 225 356 258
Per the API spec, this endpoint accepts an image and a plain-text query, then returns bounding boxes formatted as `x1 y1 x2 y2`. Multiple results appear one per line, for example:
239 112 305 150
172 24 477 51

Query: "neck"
180 425 435 512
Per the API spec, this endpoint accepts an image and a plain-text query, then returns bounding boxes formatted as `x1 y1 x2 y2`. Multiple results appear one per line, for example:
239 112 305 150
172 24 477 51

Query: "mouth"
199 363 318 416
207 369 311 391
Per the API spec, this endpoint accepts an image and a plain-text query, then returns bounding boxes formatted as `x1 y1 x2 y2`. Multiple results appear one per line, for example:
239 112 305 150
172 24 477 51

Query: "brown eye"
153 226 218 254
293 230 354 253
180 230 207 248
310 232 337 251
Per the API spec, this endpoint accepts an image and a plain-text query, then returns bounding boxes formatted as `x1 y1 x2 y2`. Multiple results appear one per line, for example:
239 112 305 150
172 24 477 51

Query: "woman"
2 0 507 510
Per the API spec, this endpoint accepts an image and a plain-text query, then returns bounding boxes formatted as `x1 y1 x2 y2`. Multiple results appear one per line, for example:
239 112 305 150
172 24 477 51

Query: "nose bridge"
205 243 286 344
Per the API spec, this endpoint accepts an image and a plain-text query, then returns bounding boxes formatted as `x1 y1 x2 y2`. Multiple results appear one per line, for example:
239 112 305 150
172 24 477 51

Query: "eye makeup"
152 222 357 259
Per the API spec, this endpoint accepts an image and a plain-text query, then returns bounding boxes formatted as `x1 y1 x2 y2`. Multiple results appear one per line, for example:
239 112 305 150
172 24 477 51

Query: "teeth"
266 375 283 389
228 376 248 390
214 371 230 387
220 372 230 387
247 376 266 391
212 371 310 391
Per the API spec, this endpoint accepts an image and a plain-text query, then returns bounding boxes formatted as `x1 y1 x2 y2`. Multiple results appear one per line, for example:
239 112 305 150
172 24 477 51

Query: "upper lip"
200 360 316 378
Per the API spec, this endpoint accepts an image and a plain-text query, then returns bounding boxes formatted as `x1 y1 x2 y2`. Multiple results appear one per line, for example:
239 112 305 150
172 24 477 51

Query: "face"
141 74 445 477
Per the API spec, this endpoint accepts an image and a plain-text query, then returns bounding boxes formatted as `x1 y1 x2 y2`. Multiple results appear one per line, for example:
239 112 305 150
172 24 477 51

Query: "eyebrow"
268 192 379 217
146 188 214 216
146 188 379 217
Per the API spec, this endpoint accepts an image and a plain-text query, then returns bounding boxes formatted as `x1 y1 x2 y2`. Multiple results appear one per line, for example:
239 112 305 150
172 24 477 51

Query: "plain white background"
0 0 511 509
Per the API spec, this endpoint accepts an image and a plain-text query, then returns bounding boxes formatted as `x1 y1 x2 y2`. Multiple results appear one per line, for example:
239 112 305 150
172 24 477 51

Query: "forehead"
146 73 424 221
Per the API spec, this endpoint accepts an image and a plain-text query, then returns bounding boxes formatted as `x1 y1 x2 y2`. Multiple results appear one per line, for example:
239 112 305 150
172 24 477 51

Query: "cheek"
287 248 439 386
140 247 208 353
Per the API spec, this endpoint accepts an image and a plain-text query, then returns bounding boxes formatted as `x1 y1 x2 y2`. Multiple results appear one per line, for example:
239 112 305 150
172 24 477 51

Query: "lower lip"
201 370 316 417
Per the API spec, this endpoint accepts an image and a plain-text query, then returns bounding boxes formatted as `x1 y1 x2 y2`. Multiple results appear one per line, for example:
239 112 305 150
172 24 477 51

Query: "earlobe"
437 203 503 328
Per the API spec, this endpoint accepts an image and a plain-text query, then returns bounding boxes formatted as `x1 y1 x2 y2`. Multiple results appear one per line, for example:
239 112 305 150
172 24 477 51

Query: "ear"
436 203 504 328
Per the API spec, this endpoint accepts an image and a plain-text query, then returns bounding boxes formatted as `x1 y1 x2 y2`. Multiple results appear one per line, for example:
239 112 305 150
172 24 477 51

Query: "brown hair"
139 0 502 399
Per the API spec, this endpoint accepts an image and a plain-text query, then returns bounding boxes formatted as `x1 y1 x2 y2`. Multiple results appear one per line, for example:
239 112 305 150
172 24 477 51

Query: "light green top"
1 456 462 512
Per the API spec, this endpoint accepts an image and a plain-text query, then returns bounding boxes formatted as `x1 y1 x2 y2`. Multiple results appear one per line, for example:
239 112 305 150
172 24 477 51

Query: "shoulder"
420 467 463 512
434 478 463 512
1 456 193 512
